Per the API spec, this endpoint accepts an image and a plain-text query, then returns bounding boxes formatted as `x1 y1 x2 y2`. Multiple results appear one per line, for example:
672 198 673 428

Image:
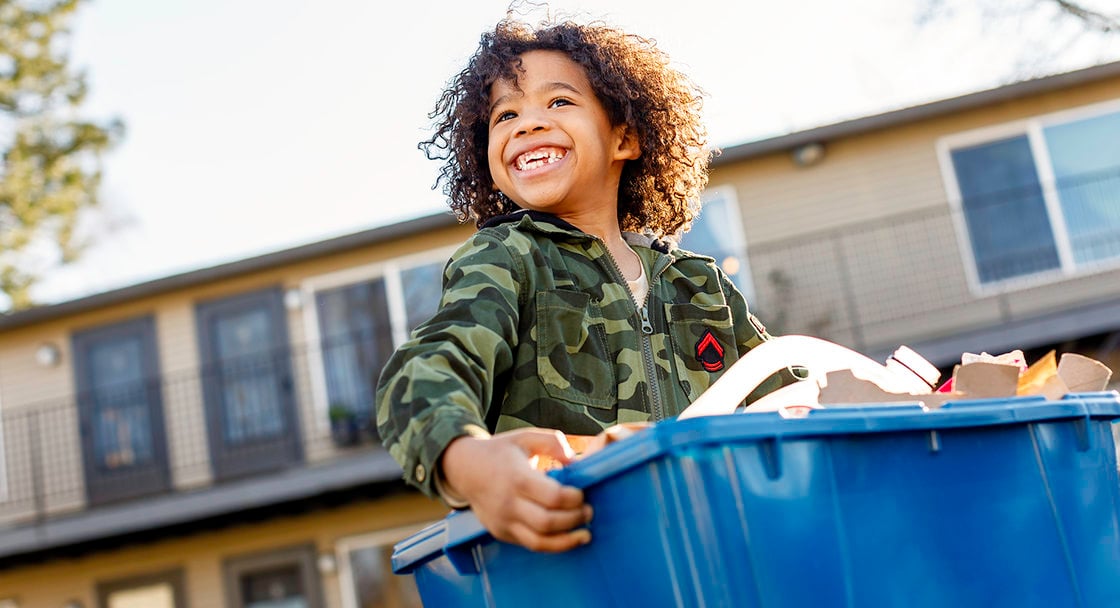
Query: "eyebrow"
489 81 584 118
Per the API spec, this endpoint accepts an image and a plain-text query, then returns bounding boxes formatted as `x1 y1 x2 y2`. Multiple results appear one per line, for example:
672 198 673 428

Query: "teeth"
515 148 565 170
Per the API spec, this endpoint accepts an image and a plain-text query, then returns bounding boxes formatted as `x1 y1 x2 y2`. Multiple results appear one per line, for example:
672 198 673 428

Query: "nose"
515 108 550 136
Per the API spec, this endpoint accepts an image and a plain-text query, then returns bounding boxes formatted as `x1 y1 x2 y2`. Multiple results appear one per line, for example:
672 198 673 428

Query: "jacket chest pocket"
535 290 616 408
666 303 738 404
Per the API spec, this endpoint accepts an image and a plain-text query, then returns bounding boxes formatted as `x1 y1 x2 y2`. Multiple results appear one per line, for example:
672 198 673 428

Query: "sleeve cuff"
432 465 471 509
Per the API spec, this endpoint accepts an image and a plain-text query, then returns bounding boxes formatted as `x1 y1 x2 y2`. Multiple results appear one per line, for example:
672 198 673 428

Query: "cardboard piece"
821 347 1113 409
886 345 941 389
819 369 960 409
1018 351 1059 396
953 362 1021 399
1058 353 1113 393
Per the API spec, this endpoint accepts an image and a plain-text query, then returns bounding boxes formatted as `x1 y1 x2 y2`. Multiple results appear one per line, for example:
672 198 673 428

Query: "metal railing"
0 337 388 528
746 171 1120 355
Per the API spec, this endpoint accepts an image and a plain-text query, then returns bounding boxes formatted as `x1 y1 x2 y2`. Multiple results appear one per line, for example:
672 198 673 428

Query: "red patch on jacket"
695 329 725 372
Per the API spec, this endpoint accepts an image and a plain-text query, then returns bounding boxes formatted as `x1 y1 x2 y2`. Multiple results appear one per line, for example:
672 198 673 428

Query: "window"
224 544 323 608
336 525 432 608
302 251 449 432
97 570 185 608
939 100 1120 290
681 185 755 302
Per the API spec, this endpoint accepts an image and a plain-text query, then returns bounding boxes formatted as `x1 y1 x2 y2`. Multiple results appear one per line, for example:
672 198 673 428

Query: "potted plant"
329 403 361 447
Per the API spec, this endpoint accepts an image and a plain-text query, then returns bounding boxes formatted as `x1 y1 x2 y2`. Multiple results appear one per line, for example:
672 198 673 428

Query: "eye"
493 110 516 125
550 98 573 108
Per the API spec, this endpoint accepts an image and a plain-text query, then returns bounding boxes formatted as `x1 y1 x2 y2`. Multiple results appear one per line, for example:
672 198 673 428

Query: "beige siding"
715 130 950 246
0 325 75 409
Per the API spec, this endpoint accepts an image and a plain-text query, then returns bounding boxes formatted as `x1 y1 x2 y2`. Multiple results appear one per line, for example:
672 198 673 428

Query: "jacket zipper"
596 239 668 421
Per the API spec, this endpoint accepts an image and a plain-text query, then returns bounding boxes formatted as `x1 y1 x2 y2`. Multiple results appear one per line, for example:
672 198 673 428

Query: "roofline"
7 61 1118 332
712 59 1120 166
0 211 462 333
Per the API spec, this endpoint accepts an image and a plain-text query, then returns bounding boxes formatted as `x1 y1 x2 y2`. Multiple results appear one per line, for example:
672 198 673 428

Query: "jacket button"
414 463 427 483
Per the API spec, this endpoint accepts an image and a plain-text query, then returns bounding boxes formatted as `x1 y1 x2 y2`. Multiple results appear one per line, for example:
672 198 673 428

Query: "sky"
28 0 1120 304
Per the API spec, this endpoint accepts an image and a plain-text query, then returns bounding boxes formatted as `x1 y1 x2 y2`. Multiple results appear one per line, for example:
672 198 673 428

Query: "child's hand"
439 428 593 553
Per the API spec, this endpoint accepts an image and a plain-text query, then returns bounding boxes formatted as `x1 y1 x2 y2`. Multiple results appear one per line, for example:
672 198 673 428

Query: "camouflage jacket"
375 210 785 498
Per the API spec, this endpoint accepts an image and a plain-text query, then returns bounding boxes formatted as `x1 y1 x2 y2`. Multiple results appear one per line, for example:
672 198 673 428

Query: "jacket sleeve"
375 233 524 498
719 268 806 404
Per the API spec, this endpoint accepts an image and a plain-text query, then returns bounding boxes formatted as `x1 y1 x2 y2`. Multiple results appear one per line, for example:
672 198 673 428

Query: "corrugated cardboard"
820 348 1113 408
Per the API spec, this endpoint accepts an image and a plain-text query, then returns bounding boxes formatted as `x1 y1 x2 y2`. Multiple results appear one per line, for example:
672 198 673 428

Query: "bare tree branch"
1047 0 1120 33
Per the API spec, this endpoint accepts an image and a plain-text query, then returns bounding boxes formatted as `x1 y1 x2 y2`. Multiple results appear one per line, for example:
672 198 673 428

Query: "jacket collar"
481 209 676 254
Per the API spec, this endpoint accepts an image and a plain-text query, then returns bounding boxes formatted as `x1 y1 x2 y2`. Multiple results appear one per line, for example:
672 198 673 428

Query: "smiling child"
376 12 795 553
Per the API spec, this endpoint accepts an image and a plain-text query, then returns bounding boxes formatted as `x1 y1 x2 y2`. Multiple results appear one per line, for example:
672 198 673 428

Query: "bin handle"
444 510 488 575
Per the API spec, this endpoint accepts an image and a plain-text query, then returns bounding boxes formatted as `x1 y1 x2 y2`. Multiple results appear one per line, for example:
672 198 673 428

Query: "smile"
514 147 566 171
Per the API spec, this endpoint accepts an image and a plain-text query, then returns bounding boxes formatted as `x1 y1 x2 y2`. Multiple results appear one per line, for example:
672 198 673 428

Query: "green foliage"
0 0 122 311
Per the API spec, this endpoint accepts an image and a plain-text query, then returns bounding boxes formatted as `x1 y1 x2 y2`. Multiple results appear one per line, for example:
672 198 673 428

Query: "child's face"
487 50 639 222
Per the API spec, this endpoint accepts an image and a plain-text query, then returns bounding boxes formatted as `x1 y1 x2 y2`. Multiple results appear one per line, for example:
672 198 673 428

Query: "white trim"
335 522 437 608
934 97 1120 296
298 247 456 431
1028 124 1075 273
935 136 984 294
382 262 408 349
1035 97 1120 130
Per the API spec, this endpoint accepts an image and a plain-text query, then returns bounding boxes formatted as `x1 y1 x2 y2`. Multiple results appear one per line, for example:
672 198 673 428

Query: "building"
703 59 1120 377
0 215 472 607
1 59 1118 607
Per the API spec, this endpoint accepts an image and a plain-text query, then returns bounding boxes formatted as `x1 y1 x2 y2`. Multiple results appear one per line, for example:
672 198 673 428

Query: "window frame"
300 248 455 432
96 568 186 608
335 522 435 608
223 543 323 608
936 97 1120 295
689 184 756 303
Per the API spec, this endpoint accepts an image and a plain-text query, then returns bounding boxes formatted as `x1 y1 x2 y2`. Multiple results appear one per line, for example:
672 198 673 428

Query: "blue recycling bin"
393 392 1120 607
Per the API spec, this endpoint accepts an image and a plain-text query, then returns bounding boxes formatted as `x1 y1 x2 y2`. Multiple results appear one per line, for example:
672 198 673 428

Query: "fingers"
443 429 597 553
513 464 584 510
507 427 577 464
489 488 593 553
475 464 593 553
505 521 592 553
516 492 593 534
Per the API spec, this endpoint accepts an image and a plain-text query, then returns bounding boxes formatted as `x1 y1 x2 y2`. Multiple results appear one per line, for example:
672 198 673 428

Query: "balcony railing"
741 172 1120 357
0 337 391 532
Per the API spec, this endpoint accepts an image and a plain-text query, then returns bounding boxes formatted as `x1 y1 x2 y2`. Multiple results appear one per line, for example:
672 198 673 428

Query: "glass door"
73 316 170 505
196 287 301 480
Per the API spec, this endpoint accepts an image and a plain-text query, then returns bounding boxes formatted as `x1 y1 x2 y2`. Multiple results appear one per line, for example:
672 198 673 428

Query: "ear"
613 124 641 161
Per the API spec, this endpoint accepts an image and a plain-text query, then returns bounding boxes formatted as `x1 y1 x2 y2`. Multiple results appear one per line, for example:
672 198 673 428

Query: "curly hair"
419 14 712 238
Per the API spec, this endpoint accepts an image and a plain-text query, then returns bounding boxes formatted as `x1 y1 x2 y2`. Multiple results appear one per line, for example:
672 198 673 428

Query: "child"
376 12 793 554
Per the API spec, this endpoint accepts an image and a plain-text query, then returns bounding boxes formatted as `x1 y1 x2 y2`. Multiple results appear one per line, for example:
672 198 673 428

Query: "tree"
916 0 1119 78
1048 0 1120 32
919 0 1119 32
0 0 121 311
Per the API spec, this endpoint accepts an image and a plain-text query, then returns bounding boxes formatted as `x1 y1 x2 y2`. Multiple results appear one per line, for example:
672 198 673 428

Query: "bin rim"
390 391 1120 574
559 391 1120 487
